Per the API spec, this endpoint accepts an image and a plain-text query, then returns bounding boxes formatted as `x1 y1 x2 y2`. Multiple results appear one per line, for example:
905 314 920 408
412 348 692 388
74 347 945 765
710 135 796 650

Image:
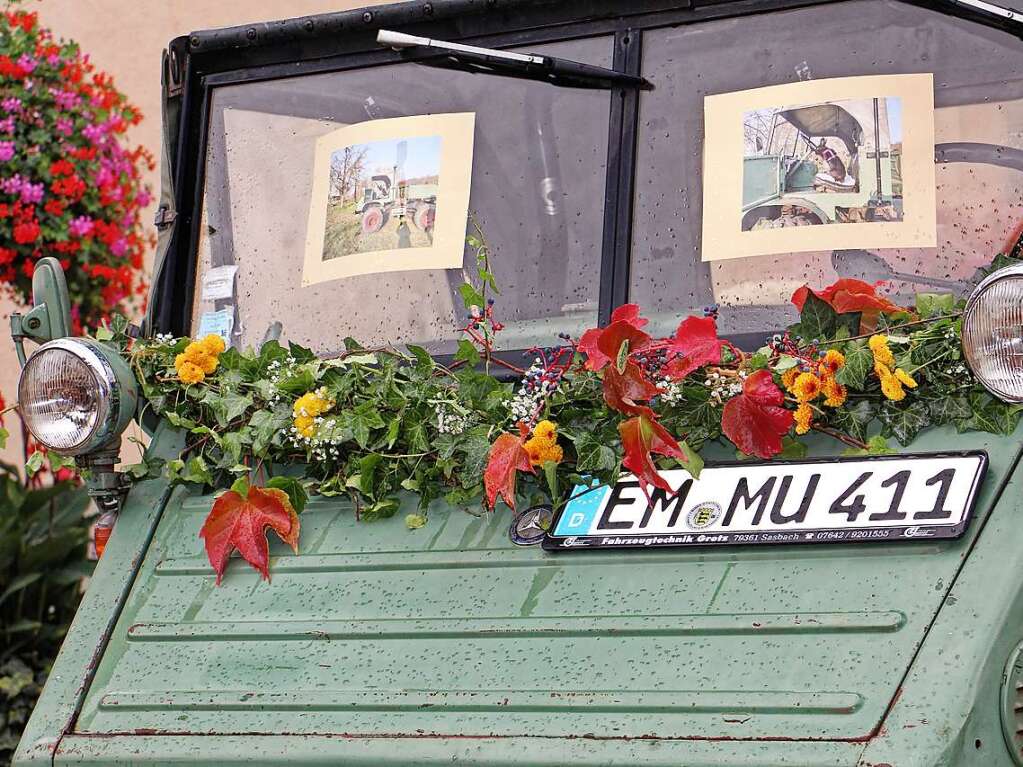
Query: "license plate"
542 451 988 551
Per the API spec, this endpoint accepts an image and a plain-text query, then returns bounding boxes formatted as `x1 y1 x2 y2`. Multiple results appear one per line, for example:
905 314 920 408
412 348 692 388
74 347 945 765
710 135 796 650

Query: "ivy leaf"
25 451 45 476
678 441 704 479
777 436 808 460
573 433 617 473
349 404 385 449
878 400 930 445
619 409 686 495
454 339 481 367
720 370 793 459
916 292 955 318
928 395 971 426
407 345 434 375
955 393 1023 435
484 430 534 511
363 498 400 521
829 399 874 441
835 339 872 389
458 282 484 311
406 513 427 530
203 391 254 429
199 486 299 584
266 476 309 514
792 292 837 342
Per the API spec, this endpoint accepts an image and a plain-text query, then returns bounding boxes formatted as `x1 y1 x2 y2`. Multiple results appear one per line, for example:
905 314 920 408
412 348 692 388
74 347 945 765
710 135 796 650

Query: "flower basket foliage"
0 5 152 331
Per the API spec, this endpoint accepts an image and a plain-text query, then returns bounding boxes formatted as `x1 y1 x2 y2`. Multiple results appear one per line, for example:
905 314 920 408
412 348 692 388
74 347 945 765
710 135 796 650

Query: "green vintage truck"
11 0 1023 765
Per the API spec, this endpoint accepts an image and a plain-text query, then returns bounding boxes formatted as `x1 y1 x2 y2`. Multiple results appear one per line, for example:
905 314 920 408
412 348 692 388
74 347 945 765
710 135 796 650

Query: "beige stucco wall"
1 0 390 465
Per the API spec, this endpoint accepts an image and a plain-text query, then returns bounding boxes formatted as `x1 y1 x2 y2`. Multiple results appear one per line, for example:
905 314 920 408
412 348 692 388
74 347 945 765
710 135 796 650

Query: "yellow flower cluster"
293 387 335 439
174 334 225 385
869 335 917 402
782 349 848 435
524 419 563 467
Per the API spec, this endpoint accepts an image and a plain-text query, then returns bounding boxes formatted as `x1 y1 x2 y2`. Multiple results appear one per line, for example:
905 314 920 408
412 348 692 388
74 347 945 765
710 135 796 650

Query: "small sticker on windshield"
201 264 238 301
197 308 234 347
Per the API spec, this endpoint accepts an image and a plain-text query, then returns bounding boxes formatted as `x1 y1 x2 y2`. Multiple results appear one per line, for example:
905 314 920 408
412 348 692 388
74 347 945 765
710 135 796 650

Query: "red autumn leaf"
609 303 649 329
484 430 534 511
620 409 685 495
792 278 902 314
199 486 299 584
662 315 726 380
603 361 660 415
721 370 794 459
578 304 650 371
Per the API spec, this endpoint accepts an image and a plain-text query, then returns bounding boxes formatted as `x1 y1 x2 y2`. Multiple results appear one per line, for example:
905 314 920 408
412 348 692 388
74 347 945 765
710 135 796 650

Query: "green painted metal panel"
44 426 1018 766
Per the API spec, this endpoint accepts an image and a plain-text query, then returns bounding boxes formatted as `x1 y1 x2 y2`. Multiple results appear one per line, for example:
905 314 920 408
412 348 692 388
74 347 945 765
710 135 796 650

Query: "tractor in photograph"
741 99 902 229
355 168 438 234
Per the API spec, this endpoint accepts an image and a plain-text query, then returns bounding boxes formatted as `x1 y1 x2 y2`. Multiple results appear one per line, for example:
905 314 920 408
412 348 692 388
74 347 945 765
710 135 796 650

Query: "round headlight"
962 264 1023 403
17 338 137 455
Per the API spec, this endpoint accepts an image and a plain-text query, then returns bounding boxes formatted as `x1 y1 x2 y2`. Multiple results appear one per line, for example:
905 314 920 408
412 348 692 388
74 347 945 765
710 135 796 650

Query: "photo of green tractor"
742 96 902 230
321 134 440 261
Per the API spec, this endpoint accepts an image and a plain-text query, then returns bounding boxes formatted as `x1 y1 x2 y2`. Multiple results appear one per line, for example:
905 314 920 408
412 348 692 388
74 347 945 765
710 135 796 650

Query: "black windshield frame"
153 0 1023 357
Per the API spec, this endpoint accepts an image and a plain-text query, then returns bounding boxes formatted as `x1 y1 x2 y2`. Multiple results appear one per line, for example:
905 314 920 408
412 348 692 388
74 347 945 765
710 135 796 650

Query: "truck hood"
72 425 1021 745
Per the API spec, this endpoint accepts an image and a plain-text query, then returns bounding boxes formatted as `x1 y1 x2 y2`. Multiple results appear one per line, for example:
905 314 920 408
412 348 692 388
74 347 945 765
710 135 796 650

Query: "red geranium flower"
13 220 40 244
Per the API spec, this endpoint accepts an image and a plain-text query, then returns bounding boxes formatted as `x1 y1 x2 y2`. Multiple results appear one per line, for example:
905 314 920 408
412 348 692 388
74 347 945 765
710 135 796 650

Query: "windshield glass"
630 0 1023 339
191 36 612 356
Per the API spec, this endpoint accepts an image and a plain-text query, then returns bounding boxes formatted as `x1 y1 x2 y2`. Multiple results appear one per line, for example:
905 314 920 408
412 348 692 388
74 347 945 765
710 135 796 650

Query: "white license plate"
543 452 988 551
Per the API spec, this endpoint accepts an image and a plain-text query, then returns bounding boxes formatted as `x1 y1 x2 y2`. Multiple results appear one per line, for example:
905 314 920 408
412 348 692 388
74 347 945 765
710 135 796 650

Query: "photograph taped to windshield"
701 73 935 262
742 97 904 225
631 0 1023 339
300 112 474 284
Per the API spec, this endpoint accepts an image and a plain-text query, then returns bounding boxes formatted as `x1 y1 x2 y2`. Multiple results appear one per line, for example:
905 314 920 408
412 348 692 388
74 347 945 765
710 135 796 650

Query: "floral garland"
102 235 1023 582
0 5 152 330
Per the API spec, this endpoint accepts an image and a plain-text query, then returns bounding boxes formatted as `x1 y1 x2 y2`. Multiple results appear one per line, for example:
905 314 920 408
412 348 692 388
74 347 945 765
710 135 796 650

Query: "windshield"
191 36 612 356
629 0 1023 339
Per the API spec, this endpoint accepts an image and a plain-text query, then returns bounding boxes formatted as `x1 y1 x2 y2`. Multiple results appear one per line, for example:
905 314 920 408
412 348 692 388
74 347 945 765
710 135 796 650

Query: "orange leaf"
484 431 534 511
199 486 298 584
720 370 794 459
619 410 685 496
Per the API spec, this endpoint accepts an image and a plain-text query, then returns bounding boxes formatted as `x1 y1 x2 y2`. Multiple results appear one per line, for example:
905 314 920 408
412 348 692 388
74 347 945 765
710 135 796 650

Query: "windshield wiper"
377 30 652 91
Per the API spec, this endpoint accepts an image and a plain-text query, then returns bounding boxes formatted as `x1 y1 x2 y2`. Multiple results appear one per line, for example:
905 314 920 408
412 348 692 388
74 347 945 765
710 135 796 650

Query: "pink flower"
55 117 72 136
20 181 44 204
1 174 23 194
111 237 128 257
82 123 105 143
68 215 94 238
1 98 21 113
0 117 14 134
0 142 14 162
16 55 36 74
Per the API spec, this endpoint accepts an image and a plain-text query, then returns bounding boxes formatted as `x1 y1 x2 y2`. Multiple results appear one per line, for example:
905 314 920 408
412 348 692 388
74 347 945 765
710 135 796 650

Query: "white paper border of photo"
302 112 475 285
701 73 936 262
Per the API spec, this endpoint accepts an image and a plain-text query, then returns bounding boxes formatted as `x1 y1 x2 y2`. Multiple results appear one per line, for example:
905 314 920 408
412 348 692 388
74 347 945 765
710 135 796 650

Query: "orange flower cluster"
524 419 563 467
782 349 848 435
868 335 918 402
174 335 225 385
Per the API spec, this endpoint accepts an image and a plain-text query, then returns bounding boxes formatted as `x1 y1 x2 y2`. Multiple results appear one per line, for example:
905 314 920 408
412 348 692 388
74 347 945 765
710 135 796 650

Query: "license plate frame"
542 451 988 552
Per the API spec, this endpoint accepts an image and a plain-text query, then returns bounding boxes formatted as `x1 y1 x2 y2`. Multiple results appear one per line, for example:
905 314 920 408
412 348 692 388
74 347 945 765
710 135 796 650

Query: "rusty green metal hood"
28 422 1008 765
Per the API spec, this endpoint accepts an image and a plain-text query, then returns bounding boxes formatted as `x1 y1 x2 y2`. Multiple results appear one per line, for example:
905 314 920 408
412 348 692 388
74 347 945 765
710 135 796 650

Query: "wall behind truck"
0 0 397 467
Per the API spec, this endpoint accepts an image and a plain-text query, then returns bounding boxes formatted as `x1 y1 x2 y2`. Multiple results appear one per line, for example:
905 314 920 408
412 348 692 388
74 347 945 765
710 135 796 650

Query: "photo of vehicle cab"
11 1 1023 766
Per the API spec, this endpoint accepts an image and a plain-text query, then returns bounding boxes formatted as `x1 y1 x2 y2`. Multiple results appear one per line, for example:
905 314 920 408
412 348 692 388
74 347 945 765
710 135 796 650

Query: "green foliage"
116 252 1017 527
0 465 92 761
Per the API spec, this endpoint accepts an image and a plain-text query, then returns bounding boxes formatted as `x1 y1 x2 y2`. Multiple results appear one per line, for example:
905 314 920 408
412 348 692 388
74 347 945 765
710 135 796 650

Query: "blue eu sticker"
554 482 611 536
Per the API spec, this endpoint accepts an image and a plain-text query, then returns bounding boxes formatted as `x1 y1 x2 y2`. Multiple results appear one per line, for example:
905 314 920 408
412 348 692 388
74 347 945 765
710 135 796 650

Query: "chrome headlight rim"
962 263 1023 404
18 337 123 456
